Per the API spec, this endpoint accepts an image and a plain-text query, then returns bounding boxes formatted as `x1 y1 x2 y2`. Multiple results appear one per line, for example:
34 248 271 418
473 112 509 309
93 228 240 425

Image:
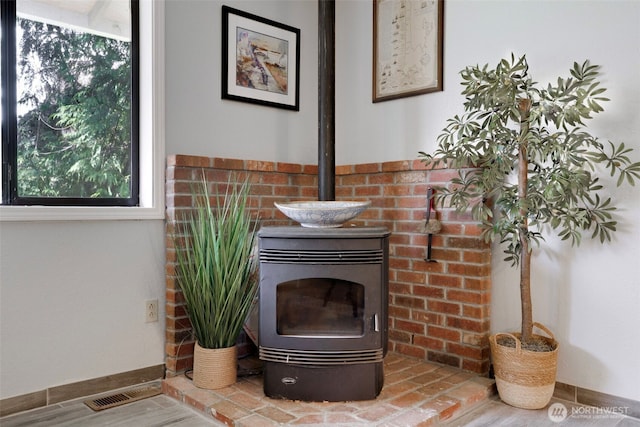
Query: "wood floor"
2 386 639 426
446 397 640 427
0 391 218 427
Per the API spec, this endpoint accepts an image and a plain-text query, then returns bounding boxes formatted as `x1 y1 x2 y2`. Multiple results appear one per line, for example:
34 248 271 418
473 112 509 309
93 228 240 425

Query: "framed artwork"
222 6 300 111
373 0 444 103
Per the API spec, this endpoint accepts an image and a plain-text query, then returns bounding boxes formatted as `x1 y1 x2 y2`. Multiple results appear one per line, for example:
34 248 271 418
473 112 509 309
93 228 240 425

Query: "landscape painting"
222 6 300 110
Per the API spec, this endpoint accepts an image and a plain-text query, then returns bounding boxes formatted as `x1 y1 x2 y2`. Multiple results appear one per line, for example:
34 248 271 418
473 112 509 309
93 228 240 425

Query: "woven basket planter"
489 322 559 409
193 343 237 390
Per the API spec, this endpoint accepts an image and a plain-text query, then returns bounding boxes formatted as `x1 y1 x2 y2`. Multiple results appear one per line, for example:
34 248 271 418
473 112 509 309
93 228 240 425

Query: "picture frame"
222 6 300 111
372 0 444 103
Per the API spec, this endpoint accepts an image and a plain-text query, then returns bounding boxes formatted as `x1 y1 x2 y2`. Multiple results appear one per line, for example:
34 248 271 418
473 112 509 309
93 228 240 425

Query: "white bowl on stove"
274 200 371 228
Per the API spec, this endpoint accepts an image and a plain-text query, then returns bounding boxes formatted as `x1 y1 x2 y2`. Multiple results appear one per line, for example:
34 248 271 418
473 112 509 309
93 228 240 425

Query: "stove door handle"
373 314 379 332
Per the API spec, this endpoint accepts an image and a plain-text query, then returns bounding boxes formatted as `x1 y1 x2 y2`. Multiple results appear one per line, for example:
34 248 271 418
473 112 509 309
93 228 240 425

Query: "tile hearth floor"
162 353 496 426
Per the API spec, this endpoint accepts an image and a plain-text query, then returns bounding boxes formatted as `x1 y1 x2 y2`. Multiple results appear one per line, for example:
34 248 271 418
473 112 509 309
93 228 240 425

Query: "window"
1 0 139 206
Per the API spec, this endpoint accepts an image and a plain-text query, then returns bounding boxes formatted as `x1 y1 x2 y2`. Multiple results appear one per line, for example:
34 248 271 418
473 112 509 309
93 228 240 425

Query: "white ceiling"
17 0 131 41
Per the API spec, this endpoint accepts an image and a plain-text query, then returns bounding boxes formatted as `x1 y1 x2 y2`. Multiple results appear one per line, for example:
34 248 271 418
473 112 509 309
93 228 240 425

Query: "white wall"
334 0 640 400
0 221 166 398
2 0 638 403
165 0 318 164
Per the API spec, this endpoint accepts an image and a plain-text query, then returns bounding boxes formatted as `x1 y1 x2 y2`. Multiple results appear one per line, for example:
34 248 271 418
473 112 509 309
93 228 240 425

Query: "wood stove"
258 226 390 401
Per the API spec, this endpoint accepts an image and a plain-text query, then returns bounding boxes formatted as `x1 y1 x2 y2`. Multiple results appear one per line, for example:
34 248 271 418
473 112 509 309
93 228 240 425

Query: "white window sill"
0 205 164 221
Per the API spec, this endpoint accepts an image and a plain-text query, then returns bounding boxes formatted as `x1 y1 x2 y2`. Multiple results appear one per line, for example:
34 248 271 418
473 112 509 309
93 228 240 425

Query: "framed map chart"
373 0 444 102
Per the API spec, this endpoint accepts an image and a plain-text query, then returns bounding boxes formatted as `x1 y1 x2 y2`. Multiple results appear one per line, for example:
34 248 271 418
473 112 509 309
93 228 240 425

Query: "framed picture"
222 6 300 111
373 0 444 103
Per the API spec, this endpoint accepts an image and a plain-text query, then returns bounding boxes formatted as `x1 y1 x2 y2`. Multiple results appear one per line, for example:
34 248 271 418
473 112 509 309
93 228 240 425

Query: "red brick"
354 162 381 174
274 186 300 197
259 173 288 185
384 185 414 197
166 195 192 209
427 351 460 368
395 343 427 359
414 335 444 351
165 341 195 357
382 160 413 172
369 173 394 184
428 326 461 342
447 289 487 305
446 237 487 250
389 305 410 319
202 169 231 185
245 160 275 172
447 317 489 333
395 245 429 260
464 277 491 291
462 304 488 319
428 300 461 315
396 171 426 184
447 342 483 360
170 154 210 168
428 274 462 288
428 169 462 183
165 316 192 330
389 329 412 343
394 295 426 310
272 162 299 173
335 164 353 175
300 187 318 198
413 285 445 299
411 158 430 170
396 319 426 335
301 164 317 174
441 223 464 235
463 250 490 263
290 174 315 186
462 358 490 374
411 310 444 326
212 157 245 170
464 224 484 236
389 257 411 270
397 270 427 285
355 185 382 196
390 282 413 295
448 263 490 278
424 249 462 262
411 233 428 247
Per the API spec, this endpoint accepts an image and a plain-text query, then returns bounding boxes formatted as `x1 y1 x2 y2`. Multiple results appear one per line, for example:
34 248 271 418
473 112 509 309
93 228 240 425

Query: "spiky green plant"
175 173 259 349
419 55 640 346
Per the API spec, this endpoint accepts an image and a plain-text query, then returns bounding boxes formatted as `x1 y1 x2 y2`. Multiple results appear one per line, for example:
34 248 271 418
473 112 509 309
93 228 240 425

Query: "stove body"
258 226 389 401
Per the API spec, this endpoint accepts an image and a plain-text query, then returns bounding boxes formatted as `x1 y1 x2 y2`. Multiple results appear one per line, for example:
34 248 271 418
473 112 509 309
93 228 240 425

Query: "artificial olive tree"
420 55 640 346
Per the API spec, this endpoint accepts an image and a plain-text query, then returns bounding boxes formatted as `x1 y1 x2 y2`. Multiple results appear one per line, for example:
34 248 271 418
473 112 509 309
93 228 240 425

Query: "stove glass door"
276 278 364 337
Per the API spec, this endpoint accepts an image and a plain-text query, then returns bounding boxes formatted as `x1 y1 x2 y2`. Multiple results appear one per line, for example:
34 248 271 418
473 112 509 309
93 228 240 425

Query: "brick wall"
165 154 491 377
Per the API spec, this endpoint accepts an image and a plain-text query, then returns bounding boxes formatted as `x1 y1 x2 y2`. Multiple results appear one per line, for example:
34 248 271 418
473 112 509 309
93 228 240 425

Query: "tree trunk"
518 98 533 344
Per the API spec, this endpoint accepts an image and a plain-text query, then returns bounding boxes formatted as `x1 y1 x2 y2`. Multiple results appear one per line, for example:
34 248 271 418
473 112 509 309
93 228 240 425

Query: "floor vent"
84 384 162 411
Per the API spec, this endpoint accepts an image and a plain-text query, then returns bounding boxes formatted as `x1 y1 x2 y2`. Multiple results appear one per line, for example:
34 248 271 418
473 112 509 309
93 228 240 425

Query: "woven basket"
489 322 559 409
193 343 237 390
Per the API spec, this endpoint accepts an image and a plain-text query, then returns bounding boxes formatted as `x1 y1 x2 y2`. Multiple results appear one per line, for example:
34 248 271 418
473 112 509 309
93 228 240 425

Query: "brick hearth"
163 353 496 426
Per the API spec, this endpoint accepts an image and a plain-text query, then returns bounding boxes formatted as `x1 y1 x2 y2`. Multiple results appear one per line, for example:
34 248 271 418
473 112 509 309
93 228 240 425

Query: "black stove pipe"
318 0 335 201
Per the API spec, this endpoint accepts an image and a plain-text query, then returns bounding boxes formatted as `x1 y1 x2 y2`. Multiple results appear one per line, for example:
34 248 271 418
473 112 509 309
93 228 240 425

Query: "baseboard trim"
0 364 165 418
554 382 640 419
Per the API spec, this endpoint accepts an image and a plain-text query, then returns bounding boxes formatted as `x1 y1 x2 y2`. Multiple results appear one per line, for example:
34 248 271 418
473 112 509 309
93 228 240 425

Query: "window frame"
0 0 164 221
1 0 140 207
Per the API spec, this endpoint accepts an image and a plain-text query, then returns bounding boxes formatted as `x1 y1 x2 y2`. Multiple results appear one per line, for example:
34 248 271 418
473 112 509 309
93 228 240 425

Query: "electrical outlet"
145 299 158 323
